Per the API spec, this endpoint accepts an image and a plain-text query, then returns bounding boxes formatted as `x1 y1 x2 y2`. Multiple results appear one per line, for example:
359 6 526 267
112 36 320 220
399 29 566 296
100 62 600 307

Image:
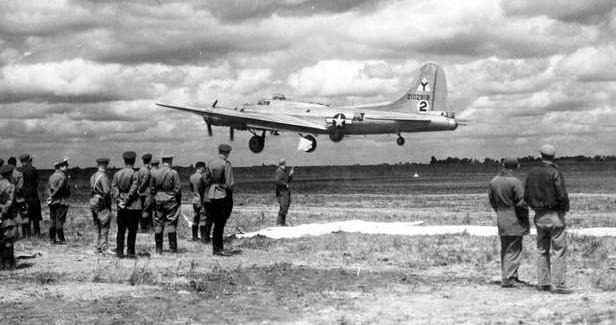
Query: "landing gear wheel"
249 135 265 153
329 131 344 142
396 136 405 146
304 135 317 153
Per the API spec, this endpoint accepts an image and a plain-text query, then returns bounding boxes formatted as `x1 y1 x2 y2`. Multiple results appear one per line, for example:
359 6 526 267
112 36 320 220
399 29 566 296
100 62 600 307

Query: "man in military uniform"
112 151 141 258
19 154 41 237
47 158 71 245
525 145 572 294
138 153 153 232
488 157 529 288
189 161 206 241
89 157 112 254
7 157 26 237
274 158 294 226
199 161 214 244
205 144 235 256
0 164 18 270
150 154 181 254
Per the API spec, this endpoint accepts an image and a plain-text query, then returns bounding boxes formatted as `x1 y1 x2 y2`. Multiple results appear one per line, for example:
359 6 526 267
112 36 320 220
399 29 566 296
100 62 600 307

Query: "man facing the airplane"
488 157 529 288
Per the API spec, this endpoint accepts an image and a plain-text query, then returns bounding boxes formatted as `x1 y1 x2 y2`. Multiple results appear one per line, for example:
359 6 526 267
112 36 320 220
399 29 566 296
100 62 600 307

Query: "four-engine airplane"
156 62 459 153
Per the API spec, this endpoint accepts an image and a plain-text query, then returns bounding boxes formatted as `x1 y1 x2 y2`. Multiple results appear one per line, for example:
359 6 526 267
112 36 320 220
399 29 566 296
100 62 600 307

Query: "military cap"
195 161 206 168
96 157 110 164
141 153 152 160
151 159 160 165
279 158 286 166
18 153 31 162
122 151 137 160
7 157 16 166
0 164 14 175
54 158 69 168
539 144 556 158
218 144 232 153
502 157 518 169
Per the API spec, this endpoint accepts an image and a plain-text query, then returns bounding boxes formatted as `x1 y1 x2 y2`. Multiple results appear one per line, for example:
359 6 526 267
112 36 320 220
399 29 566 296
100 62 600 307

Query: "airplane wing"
156 103 328 133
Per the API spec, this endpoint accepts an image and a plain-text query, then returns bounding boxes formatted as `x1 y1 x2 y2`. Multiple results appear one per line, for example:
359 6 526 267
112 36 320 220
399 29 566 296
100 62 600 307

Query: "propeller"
229 127 234 141
212 99 218 108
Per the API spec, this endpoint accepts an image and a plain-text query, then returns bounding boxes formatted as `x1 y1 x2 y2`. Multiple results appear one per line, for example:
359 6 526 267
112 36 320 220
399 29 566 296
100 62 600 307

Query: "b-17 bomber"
157 62 460 153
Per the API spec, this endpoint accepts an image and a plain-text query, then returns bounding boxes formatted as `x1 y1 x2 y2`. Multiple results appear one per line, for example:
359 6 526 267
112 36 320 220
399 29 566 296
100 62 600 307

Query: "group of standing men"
87 143 236 258
0 143 238 270
0 154 42 269
489 144 572 294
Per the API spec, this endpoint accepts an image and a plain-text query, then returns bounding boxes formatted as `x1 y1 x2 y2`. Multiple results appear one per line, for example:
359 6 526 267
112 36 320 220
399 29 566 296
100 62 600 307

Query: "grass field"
1 165 616 324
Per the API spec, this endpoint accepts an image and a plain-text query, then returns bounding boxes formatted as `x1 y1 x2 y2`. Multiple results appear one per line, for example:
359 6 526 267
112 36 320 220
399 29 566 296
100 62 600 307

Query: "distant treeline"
429 155 616 165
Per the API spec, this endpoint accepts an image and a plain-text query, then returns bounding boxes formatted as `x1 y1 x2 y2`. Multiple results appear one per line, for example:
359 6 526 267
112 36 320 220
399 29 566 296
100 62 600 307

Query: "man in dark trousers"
7 157 26 237
489 157 529 288
18 154 41 237
47 158 71 245
137 153 153 232
274 158 294 226
0 164 17 270
112 151 141 258
189 161 206 241
89 157 112 254
150 154 181 254
525 144 572 294
205 144 235 256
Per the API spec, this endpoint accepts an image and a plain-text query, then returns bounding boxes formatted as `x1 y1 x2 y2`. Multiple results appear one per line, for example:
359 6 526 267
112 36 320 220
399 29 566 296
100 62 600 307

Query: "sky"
1 0 615 167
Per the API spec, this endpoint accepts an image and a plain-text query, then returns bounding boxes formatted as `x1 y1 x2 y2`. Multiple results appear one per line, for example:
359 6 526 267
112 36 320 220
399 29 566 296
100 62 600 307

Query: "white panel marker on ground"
236 220 616 239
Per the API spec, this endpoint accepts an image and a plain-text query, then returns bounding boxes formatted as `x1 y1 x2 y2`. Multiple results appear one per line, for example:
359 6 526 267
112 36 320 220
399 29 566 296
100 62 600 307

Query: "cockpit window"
272 93 286 100
257 100 270 105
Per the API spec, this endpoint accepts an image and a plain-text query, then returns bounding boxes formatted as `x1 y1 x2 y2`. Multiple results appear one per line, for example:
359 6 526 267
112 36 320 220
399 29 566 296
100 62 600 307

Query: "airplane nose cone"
449 118 458 130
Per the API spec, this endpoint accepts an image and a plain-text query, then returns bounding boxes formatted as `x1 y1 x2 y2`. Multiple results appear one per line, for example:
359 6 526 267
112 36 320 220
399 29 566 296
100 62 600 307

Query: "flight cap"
151 159 160 165
96 157 110 164
539 144 556 158
7 157 16 166
18 153 31 162
141 153 152 161
218 144 232 153
195 161 206 168
54 157 69 168
122 151 137 160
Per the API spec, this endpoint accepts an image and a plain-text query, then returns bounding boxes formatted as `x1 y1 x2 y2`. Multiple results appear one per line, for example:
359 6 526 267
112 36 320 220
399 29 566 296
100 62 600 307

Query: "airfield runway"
2 169 616 324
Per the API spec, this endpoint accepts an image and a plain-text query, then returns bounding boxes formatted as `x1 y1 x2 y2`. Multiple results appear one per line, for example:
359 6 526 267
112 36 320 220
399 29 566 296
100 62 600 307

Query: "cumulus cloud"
287 60 400 98
501 0 616 24
556 44 616 81
0 0 615 166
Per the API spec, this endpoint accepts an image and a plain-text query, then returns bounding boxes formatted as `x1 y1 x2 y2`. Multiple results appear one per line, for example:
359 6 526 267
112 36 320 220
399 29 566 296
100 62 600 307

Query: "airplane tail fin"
390 62 447 113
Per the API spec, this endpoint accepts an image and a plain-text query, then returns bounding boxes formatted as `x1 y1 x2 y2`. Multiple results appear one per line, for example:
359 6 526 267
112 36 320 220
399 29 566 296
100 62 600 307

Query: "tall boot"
33 220 41 237
191 225 199 241
200 226 209 244
22 223 31 238
204 220 213 243
168 233 178 253
57 228 66 244
49 227 56 243
155 233 163 254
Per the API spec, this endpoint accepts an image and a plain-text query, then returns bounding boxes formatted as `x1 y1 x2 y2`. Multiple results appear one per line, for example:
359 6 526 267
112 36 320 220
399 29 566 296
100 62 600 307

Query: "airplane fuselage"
239 98 457 136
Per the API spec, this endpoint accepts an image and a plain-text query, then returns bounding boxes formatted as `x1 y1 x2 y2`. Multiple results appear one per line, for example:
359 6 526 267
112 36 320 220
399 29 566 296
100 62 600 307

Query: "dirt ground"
1 175 616 324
